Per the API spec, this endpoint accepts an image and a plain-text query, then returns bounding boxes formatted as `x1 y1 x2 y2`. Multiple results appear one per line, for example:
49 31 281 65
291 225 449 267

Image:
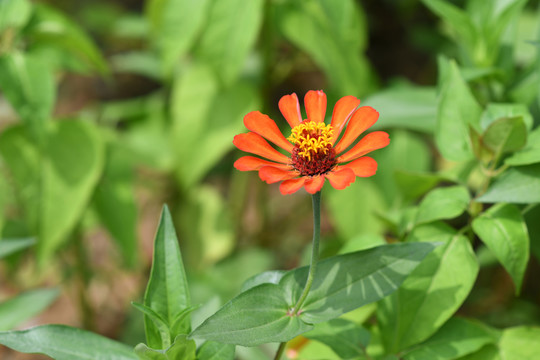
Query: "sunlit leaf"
472 204 529 294
415 186 470 225
477 164 540 204
0 325 137 360
0 0 32 33
196 341 235 360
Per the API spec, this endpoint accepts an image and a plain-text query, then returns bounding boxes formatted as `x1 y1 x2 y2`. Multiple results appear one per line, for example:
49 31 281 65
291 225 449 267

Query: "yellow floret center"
287 121 334 161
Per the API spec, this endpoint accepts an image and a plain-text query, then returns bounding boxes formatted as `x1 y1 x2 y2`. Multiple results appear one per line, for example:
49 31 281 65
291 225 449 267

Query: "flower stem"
292 191 321 314
274 342 287 360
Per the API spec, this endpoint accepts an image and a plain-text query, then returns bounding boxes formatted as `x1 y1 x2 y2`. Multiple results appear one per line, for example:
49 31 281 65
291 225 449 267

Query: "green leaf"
482 117 527 155
415 186 470 225
241 270 287 292
480 103 533 131
304 318 370 359
194 0 263 85
498 326 540 359
39 120 105 263
0 288 59 331
378 224 479 352
402 317 497 360
395 171 445 203
0 52 55 131
146 0 210 76
189 283 313 346
144 205 191 349
197 341 235 360
472 204 529 294
0 324 137 359
0 0 32 33
435 58 482 161
421 0 477 58
366 86 437 134
276 0 373 96
477 164 540 204
93 145 138 267
135 335 196 360
505 126 540 166
0 238 35 259
457 344 499 360
282 242 439 323
26 4 108 74
132 302 171 348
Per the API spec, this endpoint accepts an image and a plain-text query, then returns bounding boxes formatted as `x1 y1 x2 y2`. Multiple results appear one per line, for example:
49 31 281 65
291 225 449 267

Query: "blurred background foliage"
0 0 539 359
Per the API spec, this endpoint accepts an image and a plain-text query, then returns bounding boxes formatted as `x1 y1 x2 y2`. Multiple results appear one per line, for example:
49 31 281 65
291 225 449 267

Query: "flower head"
233 90 390 195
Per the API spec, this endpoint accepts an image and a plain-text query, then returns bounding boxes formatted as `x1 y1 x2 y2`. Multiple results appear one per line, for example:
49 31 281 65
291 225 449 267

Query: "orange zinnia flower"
233 90 390 195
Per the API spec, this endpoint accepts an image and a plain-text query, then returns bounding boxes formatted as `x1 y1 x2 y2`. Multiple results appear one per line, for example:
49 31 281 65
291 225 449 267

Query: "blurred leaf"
401 317 498 360
282 242 438 324
0 0 32 33
194 0 263 85
395 171 445 203
505 126 540 166
435 58 481 161
144 206 191 349
523 204 540 262
189 283 314 346
338 233 386 254
25 4 108 74
39 120 105 263
0 51 54 131
172 64 258 187
146 0 210 76
477 164 540 204
366 86 437 134
276 0 373 96
0 324 137 359
135 335 196 360
482 116 527 155
480 103 533 131
241 270 287 292
457 344 500 360
327 179 386 238
196 341 235 360
415 186 470 225
421 0 476 59
472 203 529 294
304 318 370 359
0 288 59 331
93 145 138 267
110 51 162 80
0 237 35 259
378 224 478 352
498 326 540 359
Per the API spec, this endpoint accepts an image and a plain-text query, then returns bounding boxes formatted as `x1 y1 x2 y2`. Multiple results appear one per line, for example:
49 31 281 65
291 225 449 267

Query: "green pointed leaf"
477 164 540 204
0 52 55 130
144 205 191 349
395 171 445 202
283 242 439 324
0 238 35 259
480 103 533 131
482 117 527 155
194 0 263 85
435 58 482 161
39 120 105 263
241 270 287 292
0 324 137 359
0 0 32 33
132 302 171 348
0 288 59 331
402 317 498 360
197 341 235 360
505 126 540 166
304 318 370 359
190 283 313 346
415 186 470 225
378 224 479 352
472 204 529 294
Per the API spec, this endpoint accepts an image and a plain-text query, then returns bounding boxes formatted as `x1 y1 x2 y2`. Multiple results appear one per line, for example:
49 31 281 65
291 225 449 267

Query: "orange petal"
340 157 377 177
244 111 293 152
334 106 379 154
259 166 298 184
338 131 390 163
280 178 306 195
330 95 361 145
325 168 356 190
304 90 327 123
233 133 290 164
304 175 325 194
278 93 302 128
234 156 291 171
